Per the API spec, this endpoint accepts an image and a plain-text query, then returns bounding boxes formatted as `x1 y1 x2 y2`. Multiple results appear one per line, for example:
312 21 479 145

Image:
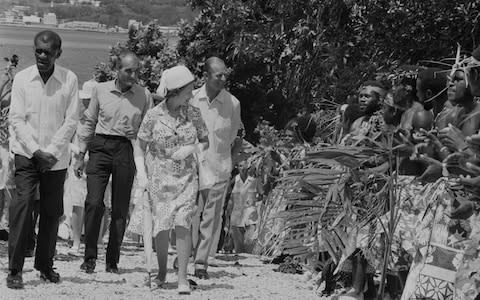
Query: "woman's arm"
133 138 148 188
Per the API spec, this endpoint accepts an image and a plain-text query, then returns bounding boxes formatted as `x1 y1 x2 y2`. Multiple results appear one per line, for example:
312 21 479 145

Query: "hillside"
1 0 196 27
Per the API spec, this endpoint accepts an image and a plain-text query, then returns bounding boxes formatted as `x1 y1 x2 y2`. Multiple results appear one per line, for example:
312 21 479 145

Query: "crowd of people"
311 47 480 299
2 27 480 299
0 30 245 295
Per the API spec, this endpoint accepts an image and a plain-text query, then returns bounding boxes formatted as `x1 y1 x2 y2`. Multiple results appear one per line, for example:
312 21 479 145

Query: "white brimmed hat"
156 65 195 98
79 79 97 99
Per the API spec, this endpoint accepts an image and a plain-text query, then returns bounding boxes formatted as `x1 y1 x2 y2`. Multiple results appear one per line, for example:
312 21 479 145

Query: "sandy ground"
0 238 318 300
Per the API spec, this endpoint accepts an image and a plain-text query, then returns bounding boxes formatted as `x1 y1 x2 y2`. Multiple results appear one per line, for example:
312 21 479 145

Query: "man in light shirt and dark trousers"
75 51 152 274
191 57 243 279
7 30 80 289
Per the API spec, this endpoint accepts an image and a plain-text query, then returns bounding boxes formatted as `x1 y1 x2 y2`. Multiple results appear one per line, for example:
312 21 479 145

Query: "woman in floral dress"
134 65 208 295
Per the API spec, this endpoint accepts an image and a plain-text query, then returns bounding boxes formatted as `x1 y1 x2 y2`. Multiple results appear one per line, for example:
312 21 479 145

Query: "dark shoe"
24 249 34 258
105 263 118 274
80 259 96 273
194 269 209 279
0 229 8 241
39 268 60 283
6 272 23 289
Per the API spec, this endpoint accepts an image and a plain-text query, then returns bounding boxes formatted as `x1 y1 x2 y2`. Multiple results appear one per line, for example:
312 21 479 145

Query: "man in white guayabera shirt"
191 57 242 279
7 30 80 289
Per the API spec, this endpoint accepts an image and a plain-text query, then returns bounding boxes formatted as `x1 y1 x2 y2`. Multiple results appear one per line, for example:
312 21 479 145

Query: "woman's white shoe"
178 283 191 295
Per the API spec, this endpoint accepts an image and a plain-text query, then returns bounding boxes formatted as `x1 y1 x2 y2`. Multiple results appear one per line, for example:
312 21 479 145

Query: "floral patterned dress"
137 101 208 235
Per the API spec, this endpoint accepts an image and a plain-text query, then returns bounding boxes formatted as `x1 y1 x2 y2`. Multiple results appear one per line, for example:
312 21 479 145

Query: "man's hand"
458 175 480 196
392 131 415 156
466 134 480 154
450 197 475 219
33 150 58 172
443 152 478 177
414 129 447 159
121 123 137 140
439 124 467 152
417 163 443 183
73 153 86 178
418 164 443 183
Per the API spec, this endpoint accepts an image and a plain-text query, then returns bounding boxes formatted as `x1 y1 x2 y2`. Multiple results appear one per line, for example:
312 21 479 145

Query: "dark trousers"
8 155 66 273
26 199 39 252
84 135 135 264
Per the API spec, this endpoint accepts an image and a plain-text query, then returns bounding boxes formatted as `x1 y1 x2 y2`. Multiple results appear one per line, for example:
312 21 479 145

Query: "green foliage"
94 21 178 92
177 0 480 142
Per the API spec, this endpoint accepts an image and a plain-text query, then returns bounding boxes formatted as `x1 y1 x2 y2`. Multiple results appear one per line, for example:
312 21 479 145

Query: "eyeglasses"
359 93 371 98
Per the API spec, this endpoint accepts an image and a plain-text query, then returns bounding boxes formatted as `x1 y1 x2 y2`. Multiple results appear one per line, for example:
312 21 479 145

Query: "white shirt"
190 84 241 188
231 174 258 227
9 64 80 170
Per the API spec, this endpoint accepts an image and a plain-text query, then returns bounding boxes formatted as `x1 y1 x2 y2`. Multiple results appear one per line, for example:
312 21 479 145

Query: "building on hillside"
11 6 30 16
22 15 41 24
128 19 141 30
69 0 101 7
0 11 23 25
158 26 179 36
3 11 16 23
59 21 106 31
43 13 58 26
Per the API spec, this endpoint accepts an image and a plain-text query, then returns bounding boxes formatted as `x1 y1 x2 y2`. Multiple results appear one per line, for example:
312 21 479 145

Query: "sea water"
0 25 127 84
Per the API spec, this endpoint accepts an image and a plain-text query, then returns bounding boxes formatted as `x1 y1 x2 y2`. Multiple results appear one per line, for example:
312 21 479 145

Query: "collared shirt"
190 84 242 188
77 80 152 147
9 64 80 170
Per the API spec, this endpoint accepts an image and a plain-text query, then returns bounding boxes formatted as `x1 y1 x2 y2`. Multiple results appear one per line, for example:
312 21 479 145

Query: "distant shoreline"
0 23 127 35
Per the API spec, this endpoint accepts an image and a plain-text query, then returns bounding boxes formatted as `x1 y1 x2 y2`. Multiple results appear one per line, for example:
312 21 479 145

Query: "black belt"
95 134 130 141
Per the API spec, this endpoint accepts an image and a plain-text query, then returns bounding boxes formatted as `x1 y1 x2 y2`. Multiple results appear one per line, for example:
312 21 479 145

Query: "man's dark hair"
417 67 447 110
364 97 381 116
417 68 447 95
34 30 62 50
393 85 416 109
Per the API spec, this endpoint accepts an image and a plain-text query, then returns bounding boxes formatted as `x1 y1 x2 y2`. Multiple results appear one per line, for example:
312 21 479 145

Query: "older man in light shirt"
7 30 80 289
75 51 152 274
191 57 242 279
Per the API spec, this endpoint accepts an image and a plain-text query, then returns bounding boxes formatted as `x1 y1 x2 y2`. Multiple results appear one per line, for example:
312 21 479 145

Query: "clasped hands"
33 149 58 173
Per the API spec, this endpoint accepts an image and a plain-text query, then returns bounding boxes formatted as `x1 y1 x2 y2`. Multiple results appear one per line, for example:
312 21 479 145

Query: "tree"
94 21 178 93
176 0 480 142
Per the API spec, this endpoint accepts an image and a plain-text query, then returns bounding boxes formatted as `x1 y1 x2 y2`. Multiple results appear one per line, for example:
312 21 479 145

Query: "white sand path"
0 239 318 300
